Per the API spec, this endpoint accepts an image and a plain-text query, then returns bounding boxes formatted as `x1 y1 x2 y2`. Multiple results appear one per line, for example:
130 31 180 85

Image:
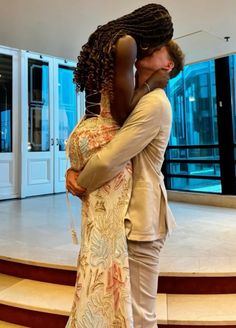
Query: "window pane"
167 72 185 145
168 60 218 146
28 59 49 152
167 147 219 161
166 60 221 193
0 54 12 153
169 177 222 193
58 65 77 151
230 54 236 143
229 55 236 177
167 163 220 177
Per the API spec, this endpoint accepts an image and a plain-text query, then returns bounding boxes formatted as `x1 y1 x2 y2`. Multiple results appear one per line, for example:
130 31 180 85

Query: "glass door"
0 47 19 199
54 59 81 192
28 59 50 153
21 52 82 197
21 51 54 197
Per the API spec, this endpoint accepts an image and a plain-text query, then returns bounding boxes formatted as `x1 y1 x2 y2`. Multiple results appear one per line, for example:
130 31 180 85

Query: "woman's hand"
65 168 86 197
146 69 170 90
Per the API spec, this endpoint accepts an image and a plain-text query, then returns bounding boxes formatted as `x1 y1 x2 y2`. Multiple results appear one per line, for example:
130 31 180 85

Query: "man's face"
136 46 173 73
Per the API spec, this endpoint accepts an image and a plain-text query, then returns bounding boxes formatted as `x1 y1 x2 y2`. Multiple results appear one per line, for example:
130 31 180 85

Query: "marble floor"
0 193 236 275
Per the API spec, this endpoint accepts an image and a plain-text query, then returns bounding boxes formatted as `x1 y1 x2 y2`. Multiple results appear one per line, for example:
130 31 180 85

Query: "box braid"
74 3 173 103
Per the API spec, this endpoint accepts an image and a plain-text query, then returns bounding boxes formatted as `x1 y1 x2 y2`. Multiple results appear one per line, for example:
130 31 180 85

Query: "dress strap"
100 91 112 118
86 91 101 116
65 114 87 245
66 189 79 245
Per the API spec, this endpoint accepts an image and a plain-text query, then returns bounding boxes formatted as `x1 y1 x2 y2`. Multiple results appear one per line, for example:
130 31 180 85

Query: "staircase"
0 257 236 327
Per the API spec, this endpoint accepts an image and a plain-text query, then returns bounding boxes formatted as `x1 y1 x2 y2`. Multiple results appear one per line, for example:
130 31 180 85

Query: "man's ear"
165 60 174 72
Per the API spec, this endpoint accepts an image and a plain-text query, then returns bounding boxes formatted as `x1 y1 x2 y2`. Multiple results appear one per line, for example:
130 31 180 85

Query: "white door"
21 51 54 197
54 59 82 193
21 51 83 197
0 47 19 199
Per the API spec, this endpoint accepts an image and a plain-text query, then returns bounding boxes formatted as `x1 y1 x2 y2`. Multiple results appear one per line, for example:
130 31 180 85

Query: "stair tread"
0 274 73 315
0 274 23 293
0 274 236 324
167 294 236 325
0 321 28 328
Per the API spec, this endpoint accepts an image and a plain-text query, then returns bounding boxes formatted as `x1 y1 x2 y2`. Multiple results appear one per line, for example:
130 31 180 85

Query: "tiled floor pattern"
1 194 236 275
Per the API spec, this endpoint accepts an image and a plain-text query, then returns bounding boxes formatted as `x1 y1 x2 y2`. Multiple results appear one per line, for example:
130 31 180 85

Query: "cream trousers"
127 238 166 328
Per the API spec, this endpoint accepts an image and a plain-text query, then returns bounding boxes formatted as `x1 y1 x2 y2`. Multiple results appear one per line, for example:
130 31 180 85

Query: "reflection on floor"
0 193 236 275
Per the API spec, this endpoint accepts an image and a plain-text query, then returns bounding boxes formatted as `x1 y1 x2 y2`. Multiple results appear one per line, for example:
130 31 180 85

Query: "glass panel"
167 71 185 145
58 65 77 151
185 62 218 145
229 55 236 177
167 60 218 146
166 59 222 193
0 54 12 153
230 54 236 143
169 177 222 193
28 59 49 152
167 147 219 161
167 163 221 177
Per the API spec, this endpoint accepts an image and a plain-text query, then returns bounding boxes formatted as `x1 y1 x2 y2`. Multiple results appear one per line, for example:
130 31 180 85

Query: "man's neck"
137 68 154 88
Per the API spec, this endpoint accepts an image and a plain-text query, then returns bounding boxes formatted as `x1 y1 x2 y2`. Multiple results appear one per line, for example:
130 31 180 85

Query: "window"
0 54 12 153
28 59 49 152
166 60 222 193
229 54 236 176
58 65 77 151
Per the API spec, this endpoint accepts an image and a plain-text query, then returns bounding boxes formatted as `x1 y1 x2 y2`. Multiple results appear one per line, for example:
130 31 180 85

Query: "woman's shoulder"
114 34 137 65
115 34 136 48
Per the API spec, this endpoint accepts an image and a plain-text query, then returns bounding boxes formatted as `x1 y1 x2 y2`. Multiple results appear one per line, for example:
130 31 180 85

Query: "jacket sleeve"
77 91 164 192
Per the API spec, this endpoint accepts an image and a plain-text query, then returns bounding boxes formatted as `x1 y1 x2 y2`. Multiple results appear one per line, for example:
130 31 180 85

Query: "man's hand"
65 168 86 197
146 69 170 90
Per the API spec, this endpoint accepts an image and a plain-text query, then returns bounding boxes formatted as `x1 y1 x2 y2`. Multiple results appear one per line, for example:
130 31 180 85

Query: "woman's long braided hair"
74 3 173 102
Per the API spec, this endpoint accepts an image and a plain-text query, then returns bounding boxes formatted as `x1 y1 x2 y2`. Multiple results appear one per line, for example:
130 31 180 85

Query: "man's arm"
78 91 166 192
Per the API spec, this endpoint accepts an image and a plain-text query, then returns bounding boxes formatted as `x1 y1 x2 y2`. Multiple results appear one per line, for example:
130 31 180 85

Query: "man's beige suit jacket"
78 88 176 241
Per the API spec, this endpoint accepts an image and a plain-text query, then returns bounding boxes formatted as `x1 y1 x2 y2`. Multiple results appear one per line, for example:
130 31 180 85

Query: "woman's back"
68 92 119 171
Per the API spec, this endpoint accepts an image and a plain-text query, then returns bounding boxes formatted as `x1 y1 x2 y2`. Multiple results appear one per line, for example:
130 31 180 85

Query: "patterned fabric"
66 93 133 327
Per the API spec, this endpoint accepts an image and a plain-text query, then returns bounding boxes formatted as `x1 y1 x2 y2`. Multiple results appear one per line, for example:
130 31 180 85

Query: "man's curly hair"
74 3 173 101
166 40 185 79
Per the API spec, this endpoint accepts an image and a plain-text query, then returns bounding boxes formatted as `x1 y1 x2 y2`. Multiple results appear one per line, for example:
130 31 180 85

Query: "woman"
65 4 174 327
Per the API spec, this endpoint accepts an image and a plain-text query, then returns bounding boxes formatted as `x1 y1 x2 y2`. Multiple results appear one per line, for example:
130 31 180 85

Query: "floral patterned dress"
65 93 133 328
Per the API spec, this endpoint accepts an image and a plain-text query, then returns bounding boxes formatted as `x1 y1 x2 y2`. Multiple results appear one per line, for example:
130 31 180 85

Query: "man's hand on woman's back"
66 168 86 197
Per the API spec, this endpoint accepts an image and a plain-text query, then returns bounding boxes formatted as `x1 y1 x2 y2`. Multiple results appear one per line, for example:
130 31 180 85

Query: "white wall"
0 0 235 63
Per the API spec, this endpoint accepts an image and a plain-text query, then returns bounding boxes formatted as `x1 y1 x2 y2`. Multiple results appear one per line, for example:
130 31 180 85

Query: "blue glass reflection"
166 60 222 193
58 66 77 151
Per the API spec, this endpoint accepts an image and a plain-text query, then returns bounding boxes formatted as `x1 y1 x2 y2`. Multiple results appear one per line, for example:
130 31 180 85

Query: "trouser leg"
128 238 166 328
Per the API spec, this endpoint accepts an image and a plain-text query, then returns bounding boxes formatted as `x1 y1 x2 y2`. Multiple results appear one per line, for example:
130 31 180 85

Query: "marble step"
0 274 236 327
0 322 28 328
0 273 71 328
1 258 236 294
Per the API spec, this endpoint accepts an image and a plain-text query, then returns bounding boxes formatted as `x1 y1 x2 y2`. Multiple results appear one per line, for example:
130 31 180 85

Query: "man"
67 40 184 328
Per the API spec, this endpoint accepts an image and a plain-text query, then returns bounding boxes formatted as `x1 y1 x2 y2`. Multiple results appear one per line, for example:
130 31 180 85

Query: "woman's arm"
111 35 168 125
